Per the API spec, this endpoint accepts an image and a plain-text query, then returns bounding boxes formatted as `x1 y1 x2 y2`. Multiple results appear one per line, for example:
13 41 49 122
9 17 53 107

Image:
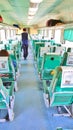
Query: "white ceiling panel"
0 0 73 28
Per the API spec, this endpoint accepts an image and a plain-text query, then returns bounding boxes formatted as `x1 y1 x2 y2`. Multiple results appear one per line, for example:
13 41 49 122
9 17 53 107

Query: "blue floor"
0 45 73 130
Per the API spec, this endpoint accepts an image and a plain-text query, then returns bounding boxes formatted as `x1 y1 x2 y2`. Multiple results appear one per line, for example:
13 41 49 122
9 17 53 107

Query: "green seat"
0 78 15 121
15 41 21 61
37 46 50 73
54 46 66 57
0 55 18 91
50 46 56 52
48 66 73 116
41 53 61 80
0 56 15 82
32 40 40 49
0 49 18 91
8 50 18 74
34 42 45 60
31 40 41 54
61 52 73 66
41 53 61 95
7 40 21 61
67 47 73 52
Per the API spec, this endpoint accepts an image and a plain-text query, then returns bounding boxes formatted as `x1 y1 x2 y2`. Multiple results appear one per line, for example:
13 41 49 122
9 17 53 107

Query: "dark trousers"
22 44 28 59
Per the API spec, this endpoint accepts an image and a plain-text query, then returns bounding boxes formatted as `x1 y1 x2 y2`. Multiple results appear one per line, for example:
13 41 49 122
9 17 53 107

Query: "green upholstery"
67 47 73 52
32 39 50 49
0 56 15 82
48 66 73 106
15 41 21 61
8 50 18 73
37 46 50 73
50 46 66 56
0 78 9 109
41 53 61 80
34 42 45 60
50 46 56 52
5 44 11 50
61 52 73 66
5 40 21 61
50 39 55 45
32 40 40 48
0 78 15 121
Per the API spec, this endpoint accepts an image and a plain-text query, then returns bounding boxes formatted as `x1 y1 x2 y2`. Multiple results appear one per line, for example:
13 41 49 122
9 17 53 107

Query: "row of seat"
31 39 73 119
0 39 21 121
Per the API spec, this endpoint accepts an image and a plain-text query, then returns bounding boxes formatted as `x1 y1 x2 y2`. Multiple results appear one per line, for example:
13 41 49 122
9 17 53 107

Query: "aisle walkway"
0 45 73 130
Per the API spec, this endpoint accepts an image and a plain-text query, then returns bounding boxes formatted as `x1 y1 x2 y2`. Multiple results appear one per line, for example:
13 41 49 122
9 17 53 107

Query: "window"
54 29 61 43
0 29 6 41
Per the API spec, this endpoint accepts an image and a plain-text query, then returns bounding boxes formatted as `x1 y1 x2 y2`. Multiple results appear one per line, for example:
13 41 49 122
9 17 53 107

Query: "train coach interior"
0 0 73 130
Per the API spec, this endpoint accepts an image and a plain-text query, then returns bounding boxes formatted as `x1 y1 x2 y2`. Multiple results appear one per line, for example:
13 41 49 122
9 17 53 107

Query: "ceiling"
0 0 73 28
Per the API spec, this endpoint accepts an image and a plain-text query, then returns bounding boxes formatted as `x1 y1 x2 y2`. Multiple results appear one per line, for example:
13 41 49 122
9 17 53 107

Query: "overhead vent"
46 19 64 27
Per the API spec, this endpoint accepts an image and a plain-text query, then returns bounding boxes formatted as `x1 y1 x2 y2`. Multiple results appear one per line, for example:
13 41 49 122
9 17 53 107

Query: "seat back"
0 50 15 80
34 42 45 60
61 52 73 66
49 66 73 106
0 57 9 73
41 53 61 80
67 47 73 52
50 46 56 52
8 50 18 72
54 46 66 57
0 78 9 109
37 46 50 73
40 47 50 57
42 53 61 69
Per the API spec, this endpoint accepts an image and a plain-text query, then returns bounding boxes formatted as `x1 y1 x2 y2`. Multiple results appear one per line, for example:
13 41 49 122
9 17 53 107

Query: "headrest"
40 47 50 56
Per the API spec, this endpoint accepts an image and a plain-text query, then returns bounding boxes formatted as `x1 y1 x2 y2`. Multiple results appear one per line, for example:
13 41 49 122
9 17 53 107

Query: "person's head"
23 28 26 32
0 49 9 56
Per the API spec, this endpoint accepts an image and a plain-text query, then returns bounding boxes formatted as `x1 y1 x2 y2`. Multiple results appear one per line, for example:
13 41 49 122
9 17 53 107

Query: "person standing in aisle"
21 28 28 60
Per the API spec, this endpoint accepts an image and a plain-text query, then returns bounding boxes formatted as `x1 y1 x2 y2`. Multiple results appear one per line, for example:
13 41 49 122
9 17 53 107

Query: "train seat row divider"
0 46 21 121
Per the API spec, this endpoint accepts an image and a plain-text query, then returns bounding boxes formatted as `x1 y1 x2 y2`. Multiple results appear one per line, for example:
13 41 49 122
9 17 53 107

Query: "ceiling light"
28 15 34 20
29 7 38 12
28 11 36 15
28 7 38 16
30 0 43 3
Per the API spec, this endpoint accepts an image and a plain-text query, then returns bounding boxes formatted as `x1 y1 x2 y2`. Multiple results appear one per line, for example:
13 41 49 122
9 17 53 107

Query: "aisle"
0 46 49 130
0 45 73 130
14 46 49 130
